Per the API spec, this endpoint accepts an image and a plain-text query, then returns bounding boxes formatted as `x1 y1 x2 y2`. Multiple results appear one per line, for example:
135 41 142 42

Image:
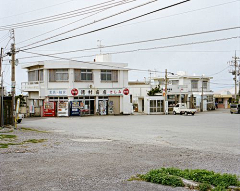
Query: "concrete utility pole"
201 75 204 112
0 48 3 127
165 69 168 115
1 72 3 127
10 29 16 127
11 43 16 127
228 51 240 103
0 48 3 76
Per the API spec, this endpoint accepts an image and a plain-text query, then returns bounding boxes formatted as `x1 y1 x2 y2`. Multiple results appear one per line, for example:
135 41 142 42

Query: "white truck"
173 103 196 116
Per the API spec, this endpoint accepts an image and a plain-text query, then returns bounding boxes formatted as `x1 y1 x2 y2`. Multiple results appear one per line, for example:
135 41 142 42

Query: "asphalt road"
0 109 239 191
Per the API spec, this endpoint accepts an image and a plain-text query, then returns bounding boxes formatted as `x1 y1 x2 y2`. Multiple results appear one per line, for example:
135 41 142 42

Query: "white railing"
21 81 41 91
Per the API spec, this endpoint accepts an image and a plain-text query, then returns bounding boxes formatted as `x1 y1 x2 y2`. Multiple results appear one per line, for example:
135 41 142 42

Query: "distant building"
129 71 214 114
21 54 132 116
214 87 238 109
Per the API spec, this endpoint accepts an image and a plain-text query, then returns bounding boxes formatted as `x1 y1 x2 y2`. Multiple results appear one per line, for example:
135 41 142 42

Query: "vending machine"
70 101 80 116
57 101 69 117
43 102 56 117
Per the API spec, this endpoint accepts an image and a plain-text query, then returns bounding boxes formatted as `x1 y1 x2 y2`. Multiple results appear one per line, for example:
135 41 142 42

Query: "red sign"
123 88 129 95
71 88 78 96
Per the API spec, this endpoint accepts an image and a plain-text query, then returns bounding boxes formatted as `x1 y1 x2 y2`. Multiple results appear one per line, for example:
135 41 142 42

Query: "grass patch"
20 127 48 133
0 130 14 133
0 142 21 148
0 134 17 140
198 183 212 191
132 168 240 190
0 139 47 148
23 139 47 144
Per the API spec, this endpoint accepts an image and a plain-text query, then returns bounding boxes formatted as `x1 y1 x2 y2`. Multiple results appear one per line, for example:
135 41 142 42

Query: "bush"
198 183 211 191
136 168 240 189
140 170 184 187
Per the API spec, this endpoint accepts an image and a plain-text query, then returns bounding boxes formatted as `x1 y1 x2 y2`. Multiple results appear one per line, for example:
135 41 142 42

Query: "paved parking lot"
0 109 239 191
19 109 239 154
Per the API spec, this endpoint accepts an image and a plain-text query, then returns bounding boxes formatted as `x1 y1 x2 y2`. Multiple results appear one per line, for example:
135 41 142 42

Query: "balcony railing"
21 81 42 91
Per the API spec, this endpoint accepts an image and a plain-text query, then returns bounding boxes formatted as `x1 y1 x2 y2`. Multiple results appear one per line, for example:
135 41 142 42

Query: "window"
207 95 213 102
28 70 43 82
28 71 38 81
150 100 163 113
191 80 198 89
74 69 93 81
203 81 208 89
39 70 43 81
49 69 68 82
172 80 179 85
101 70 118 82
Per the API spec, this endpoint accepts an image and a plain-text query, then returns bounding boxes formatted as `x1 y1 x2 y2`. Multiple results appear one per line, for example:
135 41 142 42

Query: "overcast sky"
0 0 239 94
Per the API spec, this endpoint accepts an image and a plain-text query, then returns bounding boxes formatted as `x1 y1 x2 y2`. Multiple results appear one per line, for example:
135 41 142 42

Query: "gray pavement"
0 109 239 191
19 109 240 154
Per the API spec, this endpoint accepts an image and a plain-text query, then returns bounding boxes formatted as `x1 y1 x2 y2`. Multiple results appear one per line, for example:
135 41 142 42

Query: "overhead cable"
17 0 136 45
0 0 132 31
19 0 156 48
19 0 191 51
19 26 240 56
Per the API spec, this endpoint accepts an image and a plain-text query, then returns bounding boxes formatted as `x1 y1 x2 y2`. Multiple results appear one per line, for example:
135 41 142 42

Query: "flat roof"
21 60 128 70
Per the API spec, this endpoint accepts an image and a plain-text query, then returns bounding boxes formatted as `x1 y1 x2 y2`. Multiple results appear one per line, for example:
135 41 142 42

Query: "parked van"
230 104 240 114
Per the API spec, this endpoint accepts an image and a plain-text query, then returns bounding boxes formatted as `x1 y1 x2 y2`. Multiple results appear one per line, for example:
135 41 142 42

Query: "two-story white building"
130 71 214 114
21 55 132 116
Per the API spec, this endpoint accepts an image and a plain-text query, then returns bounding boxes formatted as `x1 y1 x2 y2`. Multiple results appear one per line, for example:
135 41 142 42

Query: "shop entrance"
98 97 108 115
74 96 95 115
108 96 120 115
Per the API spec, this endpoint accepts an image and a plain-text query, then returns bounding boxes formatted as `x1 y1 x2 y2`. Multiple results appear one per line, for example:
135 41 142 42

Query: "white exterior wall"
22 60 132 115
144 96 164 115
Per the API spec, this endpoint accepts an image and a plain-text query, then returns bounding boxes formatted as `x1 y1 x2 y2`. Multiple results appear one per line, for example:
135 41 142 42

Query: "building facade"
21 55 132 116
129 71 214 114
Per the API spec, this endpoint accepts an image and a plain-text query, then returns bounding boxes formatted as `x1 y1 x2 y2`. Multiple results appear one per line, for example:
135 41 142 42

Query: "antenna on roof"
97 40 104 55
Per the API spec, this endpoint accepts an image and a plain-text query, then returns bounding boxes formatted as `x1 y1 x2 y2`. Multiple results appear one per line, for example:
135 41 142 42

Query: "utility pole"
11 43 16 127
1 72 4 127
165 69 168 115
201 75 204 112
0 48 3 127
0 48 3 76
228 51 240 103
10 29 16 127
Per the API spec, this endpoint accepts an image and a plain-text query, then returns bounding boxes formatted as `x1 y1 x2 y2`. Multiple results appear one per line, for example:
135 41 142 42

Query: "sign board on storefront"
123 88 129 95
78 89 123 96
48 90 67 96
71 88 78 96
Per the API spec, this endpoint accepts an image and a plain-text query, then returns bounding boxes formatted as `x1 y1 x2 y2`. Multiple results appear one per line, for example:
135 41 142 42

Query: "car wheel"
192 113 195 116
230 112 233 114
173 111 176 115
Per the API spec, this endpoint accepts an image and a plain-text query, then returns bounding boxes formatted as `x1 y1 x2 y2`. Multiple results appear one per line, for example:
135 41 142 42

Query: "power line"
19 36 240 61
18 26 240 56
0 0 78 20
19 0 191 51
112 0 240 29
18 0 154 48
16 0 240 45
16 0 136 45
207 66 230 76
4 35 239 64
0 0 130 31
20 50 169 74
18 35 239 72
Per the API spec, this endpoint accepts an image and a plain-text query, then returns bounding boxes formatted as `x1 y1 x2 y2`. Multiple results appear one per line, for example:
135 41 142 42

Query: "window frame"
101 70 118 82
